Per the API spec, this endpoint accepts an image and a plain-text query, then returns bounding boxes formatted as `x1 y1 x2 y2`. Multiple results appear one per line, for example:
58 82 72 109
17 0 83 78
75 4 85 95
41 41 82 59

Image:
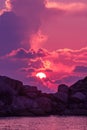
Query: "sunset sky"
0 0 87 92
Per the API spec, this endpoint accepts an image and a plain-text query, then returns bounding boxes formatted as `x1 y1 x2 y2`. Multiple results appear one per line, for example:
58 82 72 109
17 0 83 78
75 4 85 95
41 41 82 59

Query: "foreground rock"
0 75 87 116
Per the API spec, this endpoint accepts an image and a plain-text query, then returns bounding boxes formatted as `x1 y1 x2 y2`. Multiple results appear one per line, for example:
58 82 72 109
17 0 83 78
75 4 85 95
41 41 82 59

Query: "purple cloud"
6 48 48 59
54 75 82 85
74 66 87 73
0 11 23 55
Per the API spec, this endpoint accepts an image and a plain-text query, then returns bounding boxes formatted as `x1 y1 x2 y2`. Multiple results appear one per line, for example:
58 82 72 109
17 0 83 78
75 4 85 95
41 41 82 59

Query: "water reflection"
0 116 87 130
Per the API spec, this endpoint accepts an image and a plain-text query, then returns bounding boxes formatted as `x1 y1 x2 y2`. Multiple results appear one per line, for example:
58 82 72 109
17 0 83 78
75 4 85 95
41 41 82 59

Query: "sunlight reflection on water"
0 116 87 130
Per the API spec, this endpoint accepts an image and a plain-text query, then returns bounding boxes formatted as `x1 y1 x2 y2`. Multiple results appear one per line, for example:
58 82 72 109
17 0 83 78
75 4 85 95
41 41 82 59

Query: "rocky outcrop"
0 75 87 116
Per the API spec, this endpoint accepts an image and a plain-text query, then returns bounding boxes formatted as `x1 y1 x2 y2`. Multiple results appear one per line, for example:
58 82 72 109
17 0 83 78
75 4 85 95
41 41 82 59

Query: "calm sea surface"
0 116 87 130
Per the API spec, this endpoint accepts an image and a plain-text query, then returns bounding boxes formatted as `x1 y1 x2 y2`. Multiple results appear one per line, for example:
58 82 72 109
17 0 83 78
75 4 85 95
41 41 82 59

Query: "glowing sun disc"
36 72 46 79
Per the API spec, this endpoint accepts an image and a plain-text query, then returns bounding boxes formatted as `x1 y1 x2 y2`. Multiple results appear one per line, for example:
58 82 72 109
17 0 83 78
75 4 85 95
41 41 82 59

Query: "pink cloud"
5 0 11 11
46 1 87 12
0 0 11 15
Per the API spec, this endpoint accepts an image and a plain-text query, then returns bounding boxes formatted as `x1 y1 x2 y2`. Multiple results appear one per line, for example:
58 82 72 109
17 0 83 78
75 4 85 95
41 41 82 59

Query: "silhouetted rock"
0 75 87 116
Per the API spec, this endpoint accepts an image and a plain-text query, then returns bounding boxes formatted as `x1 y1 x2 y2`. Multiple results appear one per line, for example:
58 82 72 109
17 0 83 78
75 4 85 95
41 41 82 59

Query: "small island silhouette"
0 75 87 116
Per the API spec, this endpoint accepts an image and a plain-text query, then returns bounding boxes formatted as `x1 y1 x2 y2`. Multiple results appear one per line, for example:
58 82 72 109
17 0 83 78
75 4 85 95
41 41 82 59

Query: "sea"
0 116 87 130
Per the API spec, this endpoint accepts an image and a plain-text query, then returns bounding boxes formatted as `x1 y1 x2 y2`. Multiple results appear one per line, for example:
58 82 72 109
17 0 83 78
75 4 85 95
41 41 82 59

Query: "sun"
36 72 46 79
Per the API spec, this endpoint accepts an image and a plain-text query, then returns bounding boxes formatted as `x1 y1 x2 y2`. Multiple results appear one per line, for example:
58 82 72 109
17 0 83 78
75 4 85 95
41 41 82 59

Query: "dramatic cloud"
1 47 87 90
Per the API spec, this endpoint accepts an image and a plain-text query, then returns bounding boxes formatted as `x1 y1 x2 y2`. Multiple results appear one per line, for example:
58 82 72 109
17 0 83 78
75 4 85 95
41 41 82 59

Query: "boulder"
0 82 16 105
70 77 87 94
30 108 46 116
0 100 4 108
36 97 52 113
53 92 68 104
70 92 86 102
51 100 67 114
11 96 38 110
58 84 69 93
